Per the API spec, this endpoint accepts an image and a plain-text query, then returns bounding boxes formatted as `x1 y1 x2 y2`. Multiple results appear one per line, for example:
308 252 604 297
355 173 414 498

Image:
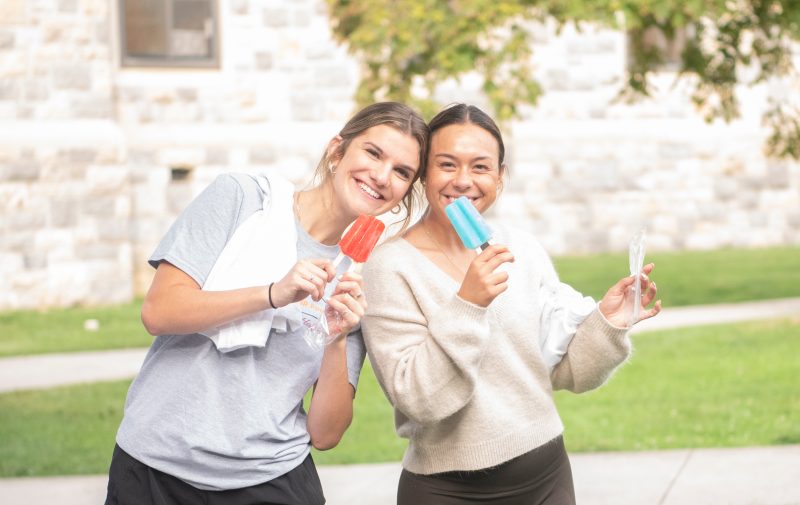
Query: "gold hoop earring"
328 162 336 174
391 204 402 215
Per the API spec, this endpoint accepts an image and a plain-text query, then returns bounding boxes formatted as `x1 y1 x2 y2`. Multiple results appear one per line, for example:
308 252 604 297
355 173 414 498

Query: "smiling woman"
298 123 424 242
104 102 428 505
360 103 661 505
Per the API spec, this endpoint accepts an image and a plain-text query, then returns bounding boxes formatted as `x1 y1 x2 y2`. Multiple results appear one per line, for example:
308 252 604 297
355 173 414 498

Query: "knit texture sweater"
361 223 631 475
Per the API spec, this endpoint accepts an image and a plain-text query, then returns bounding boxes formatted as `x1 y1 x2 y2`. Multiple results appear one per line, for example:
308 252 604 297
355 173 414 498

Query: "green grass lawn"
0 300 152 357
1 318 797 476
553 246 800 304
1 246 798 358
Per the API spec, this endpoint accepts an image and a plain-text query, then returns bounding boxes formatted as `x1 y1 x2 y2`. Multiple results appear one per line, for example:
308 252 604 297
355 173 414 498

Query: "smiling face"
328 124 421 219
424 123 504 224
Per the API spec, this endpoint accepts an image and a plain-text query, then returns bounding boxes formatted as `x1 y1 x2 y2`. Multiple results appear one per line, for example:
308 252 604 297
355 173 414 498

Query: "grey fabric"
116 173 366 491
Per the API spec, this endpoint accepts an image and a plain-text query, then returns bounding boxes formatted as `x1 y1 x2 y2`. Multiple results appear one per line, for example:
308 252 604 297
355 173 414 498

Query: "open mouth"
357 180 383 200
444 195 479 204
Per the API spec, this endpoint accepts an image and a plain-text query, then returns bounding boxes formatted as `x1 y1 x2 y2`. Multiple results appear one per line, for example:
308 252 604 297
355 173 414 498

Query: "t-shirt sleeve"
345 328 367 392
148 174 248 287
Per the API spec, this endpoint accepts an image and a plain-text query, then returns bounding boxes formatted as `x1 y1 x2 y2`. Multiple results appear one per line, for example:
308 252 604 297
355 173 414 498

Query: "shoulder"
362 237 426 289
363 237 411 276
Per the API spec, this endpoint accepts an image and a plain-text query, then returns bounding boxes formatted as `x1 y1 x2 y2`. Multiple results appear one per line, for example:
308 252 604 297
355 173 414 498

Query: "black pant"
398 436 575 505
105 445 325 505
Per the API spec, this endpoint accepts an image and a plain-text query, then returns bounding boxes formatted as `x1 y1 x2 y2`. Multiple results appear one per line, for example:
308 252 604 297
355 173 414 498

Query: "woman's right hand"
457 244 515 307
271 259 337 307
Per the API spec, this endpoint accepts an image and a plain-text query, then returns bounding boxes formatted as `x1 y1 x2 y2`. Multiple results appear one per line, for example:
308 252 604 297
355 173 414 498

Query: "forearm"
306 338 353 450
366 295 490 423
141 263 271 336
551 309 631 392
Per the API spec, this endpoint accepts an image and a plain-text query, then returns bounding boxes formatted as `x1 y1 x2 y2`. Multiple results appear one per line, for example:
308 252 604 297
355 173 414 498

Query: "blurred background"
0 0 798 502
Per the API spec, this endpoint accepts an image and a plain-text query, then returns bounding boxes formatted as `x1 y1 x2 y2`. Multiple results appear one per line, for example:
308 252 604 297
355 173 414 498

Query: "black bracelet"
268 282 277 309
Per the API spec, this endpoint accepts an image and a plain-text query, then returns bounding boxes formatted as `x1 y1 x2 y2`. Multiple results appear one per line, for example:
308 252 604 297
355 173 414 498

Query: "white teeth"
359 182 381 199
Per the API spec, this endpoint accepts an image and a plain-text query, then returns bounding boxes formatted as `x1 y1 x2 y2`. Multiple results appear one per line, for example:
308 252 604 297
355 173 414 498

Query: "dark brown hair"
427 103 506 170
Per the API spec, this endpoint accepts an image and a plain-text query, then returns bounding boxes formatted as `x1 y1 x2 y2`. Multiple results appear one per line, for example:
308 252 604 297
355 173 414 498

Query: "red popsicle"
333 214 385 266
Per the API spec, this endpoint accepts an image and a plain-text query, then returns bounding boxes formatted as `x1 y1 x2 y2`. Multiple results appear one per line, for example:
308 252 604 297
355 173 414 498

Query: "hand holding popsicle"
323 271 367 339
457 244 515 307
444 196 513 307
304 214 384 348
271 258 337 307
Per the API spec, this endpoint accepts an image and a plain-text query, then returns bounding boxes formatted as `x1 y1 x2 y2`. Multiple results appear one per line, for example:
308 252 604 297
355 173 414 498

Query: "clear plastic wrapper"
628 228 647 327
302 304 344 350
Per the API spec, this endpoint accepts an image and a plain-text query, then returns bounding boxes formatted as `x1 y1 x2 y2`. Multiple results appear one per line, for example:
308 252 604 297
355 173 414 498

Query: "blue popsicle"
445 196 492 250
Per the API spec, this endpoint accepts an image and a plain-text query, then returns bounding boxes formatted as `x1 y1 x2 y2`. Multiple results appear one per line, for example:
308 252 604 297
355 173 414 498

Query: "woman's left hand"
599 263 662 328
325 272 367 339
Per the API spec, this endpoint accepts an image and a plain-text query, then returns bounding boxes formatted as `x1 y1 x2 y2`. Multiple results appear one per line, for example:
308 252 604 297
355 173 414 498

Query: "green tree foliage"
326 0 800 159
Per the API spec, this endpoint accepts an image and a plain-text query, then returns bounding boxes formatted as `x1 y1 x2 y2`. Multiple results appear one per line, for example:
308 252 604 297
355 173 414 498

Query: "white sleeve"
538 281 597 371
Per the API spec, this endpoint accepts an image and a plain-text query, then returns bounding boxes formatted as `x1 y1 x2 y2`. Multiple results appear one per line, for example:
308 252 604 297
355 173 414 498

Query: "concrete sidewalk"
2 445 798 505
1 297 798 393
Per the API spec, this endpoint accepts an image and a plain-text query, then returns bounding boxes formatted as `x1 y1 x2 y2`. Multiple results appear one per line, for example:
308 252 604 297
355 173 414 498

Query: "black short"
105 444 325 505
398 435 575 505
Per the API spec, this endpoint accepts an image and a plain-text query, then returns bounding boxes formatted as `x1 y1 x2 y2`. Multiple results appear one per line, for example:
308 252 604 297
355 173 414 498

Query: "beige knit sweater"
361 224 631 475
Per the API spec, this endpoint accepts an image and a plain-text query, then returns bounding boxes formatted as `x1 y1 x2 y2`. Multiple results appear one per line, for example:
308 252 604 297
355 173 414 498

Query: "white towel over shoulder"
199 174 302 352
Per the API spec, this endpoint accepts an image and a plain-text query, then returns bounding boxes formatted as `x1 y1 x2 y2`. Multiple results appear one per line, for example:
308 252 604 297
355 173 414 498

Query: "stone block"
53 65 91 90
291 95 323 121
86 165 129 195
263 8 289 27
176 88 198 101
230 0 249 15
96 218 131 241
292 9 311 27
82 196 116 217
766 163 789 189
249 146 276 164
0 79 19 100
0 31 14 49
0 253 24 274
206 148 229 165
87 263 133 306
23 252 47 269
313 65 351 88
1 160 40 181
50 197 79 227
71 97 114 119
158 147 205 167
128 149 156 167
713 178 737 201
255 51 273 70
24 78 49 101
75 243 118 261
166 184 195 214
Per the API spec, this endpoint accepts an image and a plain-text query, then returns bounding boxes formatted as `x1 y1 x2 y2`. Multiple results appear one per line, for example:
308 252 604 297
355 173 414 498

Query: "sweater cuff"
427 294 491 351
453 293 490 318
583 308 629 345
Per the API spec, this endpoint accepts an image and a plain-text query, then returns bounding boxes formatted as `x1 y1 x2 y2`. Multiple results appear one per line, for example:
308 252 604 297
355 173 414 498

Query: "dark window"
626 25 691 72
119 0 218 68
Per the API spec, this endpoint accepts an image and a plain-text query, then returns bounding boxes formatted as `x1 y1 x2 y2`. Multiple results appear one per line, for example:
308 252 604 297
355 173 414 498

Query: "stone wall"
0 0 132 310
0 2 798 311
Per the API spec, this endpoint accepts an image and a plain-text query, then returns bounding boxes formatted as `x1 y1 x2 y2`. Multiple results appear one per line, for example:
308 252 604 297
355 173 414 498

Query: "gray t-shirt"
116 173 366 491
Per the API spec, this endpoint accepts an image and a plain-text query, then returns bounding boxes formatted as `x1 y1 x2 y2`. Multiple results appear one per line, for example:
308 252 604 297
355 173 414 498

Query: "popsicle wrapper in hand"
628 228 647 326
337 214 386 264
445 196 492 250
